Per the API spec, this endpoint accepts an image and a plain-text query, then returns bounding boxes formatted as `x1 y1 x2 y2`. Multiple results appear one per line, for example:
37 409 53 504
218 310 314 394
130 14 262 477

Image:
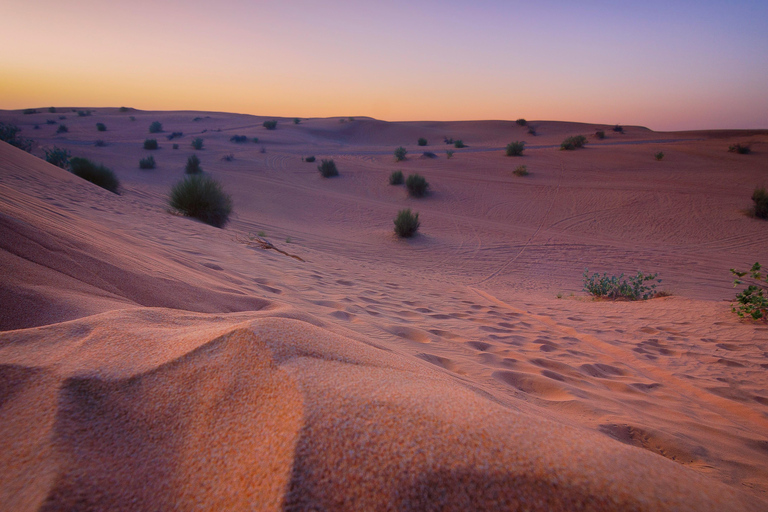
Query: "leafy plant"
516 118 527 126
191 137 204 150
655 152 664 161
304 155 316 163
394 146 407 161
730 263 767 320
168 174 232 228
0 122 33 152
389 170 404 185
505 141 525 156
139 155 156 169
595 130 605 140
318 159 338 177
56 124 69 134
394 209 420 238
149 121 163 133
252 137 259 143
44 146 71 168
753 187 768 219
561 135 587 150
185 154 202 174
406 173 429 197
230 134 248 143
582 269 661 300
417 137 428 146
69 157 120 193
453 140 465 148
513 165 529 177
729 143 751 154
143 139 159 150
263 120 277 130
96 122 107 132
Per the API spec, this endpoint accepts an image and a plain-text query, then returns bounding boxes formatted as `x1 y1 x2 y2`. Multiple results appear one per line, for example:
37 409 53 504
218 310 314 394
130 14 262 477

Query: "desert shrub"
516 118 527 126
417 137 428 146
185 154 202 174
191 137 204 150
46 119 57 125
23 108 38 115
655 152 664 161
394 209 420 238
222 154 234 162
260 146 266 154
505 141 525 156
252 137 259 143
446 150 454 159
305 156 316 162
294 118 301 124
730 262 767 320
406 173 429 197
56 124 69 134
444 136 454 144
263 120 277 130
561 135 588 150
129 116 136 121
44 146 71 168
48 107 56 113
149 121 163 133
0 123 33 152
172 143 179 150
394 146 407 161
59 115 67 120
69 157 119 193
595 130 605 140
582 269 661 300
96 122 106 132
729 143 751 154
34 124 40 130
422 151 437 158
389 170 404 185
77 110 92 117
513 165 529 177
527 126 537 136
119 106 129 112
753 187 768 219
454 140 465 148
139 155 156 169
168 174 232 228
167 132 183 140
613 124 624 133
94 139 106 147
143 139 159 150
230 134 248 143
318 159 338 178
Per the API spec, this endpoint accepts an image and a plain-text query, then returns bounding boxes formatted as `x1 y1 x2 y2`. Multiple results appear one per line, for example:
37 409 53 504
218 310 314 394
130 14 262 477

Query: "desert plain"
1 108 767 511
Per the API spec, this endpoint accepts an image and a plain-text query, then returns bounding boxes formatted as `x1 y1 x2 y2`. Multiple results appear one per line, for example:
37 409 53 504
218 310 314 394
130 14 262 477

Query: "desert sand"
1 108 767 510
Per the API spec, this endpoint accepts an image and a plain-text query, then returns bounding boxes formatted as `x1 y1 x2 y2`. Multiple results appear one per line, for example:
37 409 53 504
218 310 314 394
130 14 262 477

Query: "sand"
1 108 767 510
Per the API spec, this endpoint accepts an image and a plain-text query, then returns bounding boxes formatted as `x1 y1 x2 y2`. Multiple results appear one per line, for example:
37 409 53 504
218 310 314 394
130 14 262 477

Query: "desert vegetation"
94 140 106 147
69 157 120 193
418 137 428 146
406 173 429 197
144 139 159 150
56 124 69 134
44 146 71 168
394 146 407 161
230 135 248 143
139 155 156 169
513 165 529 177
185 154 202 174
77 110 92 117
389 170 404 185
516 119 527 126
655 152 665 161
505 141 525 156
0 122 33 152
48 107 56 113
595 130 605 140
527 126 537 136
168 175 232 228
222 154 234 162
318 159 339 178
191 138 204 150
453 140 466 148
23 108 38 115
304 156 316 163
263 120 277 130
753 187 768 219
422 152 437 159
167 132 183 140
613 124 624 133
731 262 767 320
119 106 130 112
149 121 163 133
561 135 588 150
583 270 661 300
394 209 420 238
294 118 301 124
728 143 751 154
446 150 454 159
96 123 107 132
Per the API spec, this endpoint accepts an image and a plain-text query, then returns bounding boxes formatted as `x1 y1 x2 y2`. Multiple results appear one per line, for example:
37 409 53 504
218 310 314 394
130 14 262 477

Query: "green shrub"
406 173 429 197
263 120 277 130
513 165 529 177
169 174 232 228
394 209 420 238
730 262 767 320
23 108 38 115
139 155 156 169
446 150 454 159
0 122 33 152
516 118 527 126
94 139 106 147
394 146 407 161
191 137 204 150
613 124 624 133
655 152 664 161
252 137 259 143
56 124 68 134
69 157 120 193
294 118 301 124
582 269 661 300
444 137 454 144
595 130 605 140
96 122 106 132
149 121 163 133
186 154 202 174
505 141 525 156
454 140 465 148
417 137 428 146
318 159 338 177
44 146 71 168
230 134 248 143
729 143 751 154
561 135 587 150
389 170 404 185
144 139 159 150
305 156 316 162
753 187 768 219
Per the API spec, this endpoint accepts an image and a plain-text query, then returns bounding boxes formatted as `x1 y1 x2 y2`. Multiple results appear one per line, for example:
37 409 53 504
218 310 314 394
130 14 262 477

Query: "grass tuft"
149 121 163 133
560 135 587 150
69 157 120 193
318 159 338 178
191 137 204 150
394 146 407 161
389 170 404 185
505 141 525 156
139 155 156 169
406 173 429 197
169 174 232 228
44 146 71 168
394 209 420 238
186 154 202 174
143 139 159 150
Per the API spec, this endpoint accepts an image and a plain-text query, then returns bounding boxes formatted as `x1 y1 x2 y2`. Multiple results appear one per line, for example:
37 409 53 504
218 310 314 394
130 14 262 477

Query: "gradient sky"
2 0 766 130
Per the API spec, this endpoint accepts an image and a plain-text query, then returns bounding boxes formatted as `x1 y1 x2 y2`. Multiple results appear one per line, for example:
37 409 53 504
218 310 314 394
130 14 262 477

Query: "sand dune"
1 108 767 509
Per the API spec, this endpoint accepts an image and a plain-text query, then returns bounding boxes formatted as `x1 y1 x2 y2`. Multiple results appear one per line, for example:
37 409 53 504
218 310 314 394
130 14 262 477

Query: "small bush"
516 118 527 126
139 155 156 169
753 187 768 219
222 154 234 162
69 157 120 193
252 137 259 143
263 120 277 130
305 156 316 162
505 141 525 156
230 134 248 143
394 146 407 161
58 115 66 120
583 269 661 300
613 124 624 133
655 152 664 161
406 173 429 197
730 262 767 320
260 146 266 154
394 209 420 238
454 140 465 148
149 121 163 133
422 152 437 159
446 150 454 159
527 126 537 136
172 143 179 150
417 137 428 146
143 139 159 150
729 144 751 154
119 106 129 112
513 165 529 177
96 122 107 132
318 159 338 178
48 107 56 113
389 170 404 185
56 124 69 134
561 135 588 150
129 116 136 121
44 146 71 168
46 119 57 125
23 108 38 115
191 137 204 150
444 137 454 144
0 123 33 152
186 154 202 174
167 132 183 140
33 124 40 130
595 130 605 140
94 140 106 147
168 174 232 228
77 110 92 117
294 118 301 124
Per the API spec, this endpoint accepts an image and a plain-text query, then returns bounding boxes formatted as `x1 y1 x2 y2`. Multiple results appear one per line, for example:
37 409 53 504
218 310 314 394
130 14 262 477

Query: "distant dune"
1 108 767 510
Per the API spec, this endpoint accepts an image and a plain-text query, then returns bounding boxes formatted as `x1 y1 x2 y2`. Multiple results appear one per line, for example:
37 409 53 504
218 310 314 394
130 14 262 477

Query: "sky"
1 0 766 130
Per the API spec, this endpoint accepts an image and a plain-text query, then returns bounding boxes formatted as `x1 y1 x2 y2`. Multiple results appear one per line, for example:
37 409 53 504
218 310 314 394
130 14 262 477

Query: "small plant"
263 120 277 130
119 106 129 112
46 119 57 125
129 116 135 121
33 124 40 130
58 115 67 120
230 134 248 143
149 121 163 133
422 152 437 159
168 174 232 228
48 107 57 113
595 130 605 140
556 292 563 299
655 151 664 161
260 146 266 154
0 122 33 152
446 150 454 159
252 137 259 143
257 231 266 237
406 173 429 197
516 118 527 126
444 137 454 144
185 154 202 174
69 157 120 193
172 143 179 150
318 159 338 178
191 137 204 150
167 132 183 140
728 143 751 155
23 108 38 115
582 269 661 300
417 137 428 146
44 146 71 168
454 140 465 148
394 209 420 238
527 126 537 136
389 170 404 185
613 124 624 133
394 146 407 161
144 139 159 150
348 117 355 122
561 135 588 150
94 140 106 147
753 187 768 219
304 155 316 163
139 155 156 169
222 153 234 162
513 165 529 177
730 263 767 320
293 118 301 124
505 141 525 156
56 124 69 134
77 110 92 117
96 122 107 132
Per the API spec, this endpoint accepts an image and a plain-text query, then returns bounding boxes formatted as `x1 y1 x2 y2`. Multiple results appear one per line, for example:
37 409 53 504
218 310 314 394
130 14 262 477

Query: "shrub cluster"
394 146 407 161
318 159 338 177
230 134 248 143
48 107 57 113
753 187 768 219
389 170 404 185
56 124 69 134
44 146 71 168
729 144 751 154
0 123 33 152
77 110 92 117
516 118 527 126
294 118 301 124
186 154 202 174
505 141 525 156
169 175 232 228
119 106 130 112
561 135 587 150
417 137 428 146
139 155 156 169
96 122 107 132
23 108 38 115
730 263 767 320
222 154 234 162
46 119 57 125
444 137 454 144
513 165 529 177
446 150 454 159
406 173 429 197
263 120 277 130
583 269 661 300
144 139 159 150
394 209 420 238
191 138 204 150
69 157 120 193
149 121 163 133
